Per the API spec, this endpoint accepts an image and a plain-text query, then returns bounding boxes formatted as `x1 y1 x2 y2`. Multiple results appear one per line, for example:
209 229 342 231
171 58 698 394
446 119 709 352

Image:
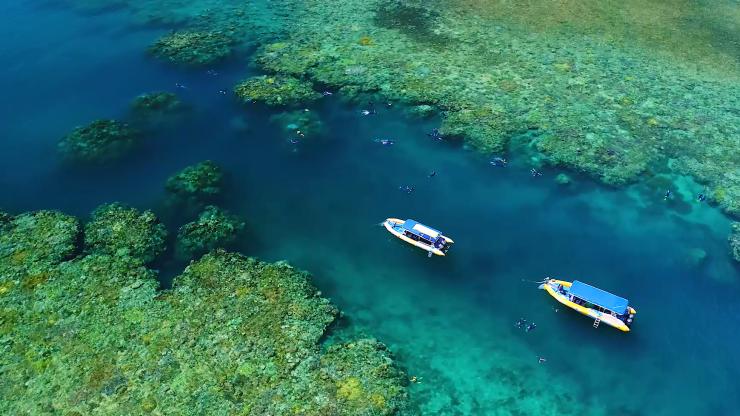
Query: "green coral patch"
730 222 740 263
58 119 140 163
234 75 321 107
176 205 245 259
0 209 408 415
84 203 167 264
165 160 224 203
0 210 80 270
149 31 234 66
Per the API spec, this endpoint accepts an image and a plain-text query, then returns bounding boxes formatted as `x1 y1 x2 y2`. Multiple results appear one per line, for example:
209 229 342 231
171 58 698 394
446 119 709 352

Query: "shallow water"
2 2 739 415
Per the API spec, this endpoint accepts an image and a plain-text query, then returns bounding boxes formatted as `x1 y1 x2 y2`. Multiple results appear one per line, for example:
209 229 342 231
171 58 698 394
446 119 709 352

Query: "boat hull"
384 218 452 256
541 279 636 332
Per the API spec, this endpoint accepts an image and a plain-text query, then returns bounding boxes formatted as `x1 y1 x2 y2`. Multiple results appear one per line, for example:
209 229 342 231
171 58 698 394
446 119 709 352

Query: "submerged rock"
84 203 167 264
176 205 245 259
58 119 140 163
165 160 224 203
149 31 234 66
0 209 408 415
730 222 740 263
234 75 321 107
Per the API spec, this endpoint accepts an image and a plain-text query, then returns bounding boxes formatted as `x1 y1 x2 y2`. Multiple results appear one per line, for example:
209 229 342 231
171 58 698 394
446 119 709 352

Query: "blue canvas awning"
570 281 629 315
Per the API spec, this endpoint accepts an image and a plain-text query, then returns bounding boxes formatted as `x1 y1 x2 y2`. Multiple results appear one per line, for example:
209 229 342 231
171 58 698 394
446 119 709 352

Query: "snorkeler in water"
175 82 187 89
697 192 706 202
428 170 437 178
538 356 547 364
515 318 527 329
321 91 333 96
490 157 507 167
426 128 443 141
525 322 537 332
398 185 415 195
530 168 543 177
664 189 672 200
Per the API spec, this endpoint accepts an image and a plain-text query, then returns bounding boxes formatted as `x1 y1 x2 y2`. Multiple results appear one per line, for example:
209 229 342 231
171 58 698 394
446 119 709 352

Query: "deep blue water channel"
1 2 739 415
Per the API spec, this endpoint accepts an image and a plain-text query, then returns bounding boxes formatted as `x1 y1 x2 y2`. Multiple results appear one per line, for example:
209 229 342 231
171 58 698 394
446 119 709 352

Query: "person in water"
697 193 706 202
490 157 507 167
175 82 187 89
530 168 542 177
538 356 547 364
664 189 672 200
515 318 527 329
525 322 537 332
428 170 437 178
426 128 443 140
399 185 415 194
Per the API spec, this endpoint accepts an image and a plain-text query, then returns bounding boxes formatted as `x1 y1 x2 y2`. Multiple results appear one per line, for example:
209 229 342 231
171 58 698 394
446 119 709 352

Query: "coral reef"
149 30 234 66
554 173 572 186
84 203 167 264
165 160 224 204
0 208 407 415
730 222 740 263
250 0 738 217
270 109 324 140
58 119 140 163
234 75 321 107
176 205 245 259
130 91 184 117
0 210 80 269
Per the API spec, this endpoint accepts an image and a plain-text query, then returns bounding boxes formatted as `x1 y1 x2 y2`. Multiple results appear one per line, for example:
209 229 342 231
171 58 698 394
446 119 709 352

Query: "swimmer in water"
490 157 507 167
525 322 537 332
538 356 547 364
530 168 543 177
664 189 672 200
175 83 187 89
428 171 437 178
322 91 333 96
515 318 527 329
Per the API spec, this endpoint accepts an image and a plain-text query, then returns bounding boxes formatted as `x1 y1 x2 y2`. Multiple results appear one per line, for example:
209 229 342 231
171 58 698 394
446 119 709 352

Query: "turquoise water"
2 2 739 415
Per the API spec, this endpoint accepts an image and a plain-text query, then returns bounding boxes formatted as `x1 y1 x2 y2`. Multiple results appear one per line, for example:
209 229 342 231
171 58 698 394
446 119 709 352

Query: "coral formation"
270 109 324 140
84 203 167 264
250 0 738 216
58 119 140 163
554 173 572 186
0 208 407 415
234 75 321 107
149 30 234 66
730 222 740 263
176 205 245 258
0 210 80 268
165 160 224 203
130 91 184 117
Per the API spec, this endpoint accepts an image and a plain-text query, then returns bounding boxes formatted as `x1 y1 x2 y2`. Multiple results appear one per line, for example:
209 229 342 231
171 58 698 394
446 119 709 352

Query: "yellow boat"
383 218 454 256
539 278 636 332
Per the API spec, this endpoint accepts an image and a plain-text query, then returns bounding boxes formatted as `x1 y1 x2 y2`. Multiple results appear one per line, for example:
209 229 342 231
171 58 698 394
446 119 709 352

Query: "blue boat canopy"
402 219 442 241
570 281 629 315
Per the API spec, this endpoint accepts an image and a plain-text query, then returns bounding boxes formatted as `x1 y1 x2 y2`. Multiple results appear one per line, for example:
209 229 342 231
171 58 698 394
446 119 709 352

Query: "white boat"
383 218 454 256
